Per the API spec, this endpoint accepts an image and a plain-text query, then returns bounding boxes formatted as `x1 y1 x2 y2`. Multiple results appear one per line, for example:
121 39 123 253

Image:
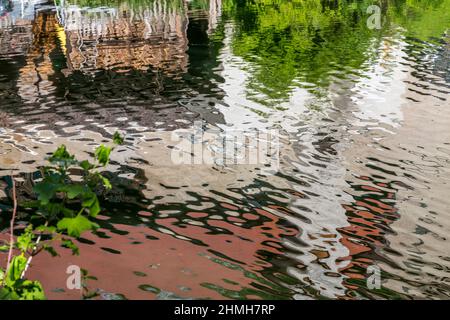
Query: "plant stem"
6 176 18 271
21 221 49 279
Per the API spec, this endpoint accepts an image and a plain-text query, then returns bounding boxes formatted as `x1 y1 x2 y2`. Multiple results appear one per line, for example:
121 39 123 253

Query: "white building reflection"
1 0 224 72
55 0 189 73
0 0 45 56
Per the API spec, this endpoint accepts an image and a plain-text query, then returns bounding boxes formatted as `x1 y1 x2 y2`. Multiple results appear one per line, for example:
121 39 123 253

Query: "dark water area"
0 0 449 299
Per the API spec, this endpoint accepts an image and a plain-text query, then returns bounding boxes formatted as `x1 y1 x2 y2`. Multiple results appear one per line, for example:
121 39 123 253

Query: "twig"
5 176 47 279
6 176 18 271
21 221 48 279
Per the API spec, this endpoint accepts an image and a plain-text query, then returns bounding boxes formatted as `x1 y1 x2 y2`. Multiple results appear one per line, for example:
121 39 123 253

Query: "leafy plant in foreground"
0 132 123 299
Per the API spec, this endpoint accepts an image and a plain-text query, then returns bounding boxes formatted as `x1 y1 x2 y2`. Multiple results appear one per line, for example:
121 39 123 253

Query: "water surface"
0 0 449 299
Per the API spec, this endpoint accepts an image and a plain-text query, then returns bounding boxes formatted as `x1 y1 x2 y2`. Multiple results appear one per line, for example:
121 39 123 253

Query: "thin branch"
21 221 48 279
6 176 18 271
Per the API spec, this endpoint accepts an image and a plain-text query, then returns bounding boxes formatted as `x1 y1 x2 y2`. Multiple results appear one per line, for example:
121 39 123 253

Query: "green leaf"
33 181 59 205
17 280 46 300
113 132 124 145
63 184 85 199
16 225 34 252
57 215 98 238
0 287 19 300
82 193 101 217
79 160 94 171
89 197 100 217
61 238 80 255
42 202 65 218
0 278 46 300
101 176 112 190
5 255 27 285
61 206 76 217
95 145 112 166
35 225 57 234
81 268 97 281
50 145 71 159
3 255 45 299
49 145 76 168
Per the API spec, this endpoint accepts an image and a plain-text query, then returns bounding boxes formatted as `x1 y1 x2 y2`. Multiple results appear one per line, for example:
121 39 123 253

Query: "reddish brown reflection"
337 175 399 297
24 204 297 299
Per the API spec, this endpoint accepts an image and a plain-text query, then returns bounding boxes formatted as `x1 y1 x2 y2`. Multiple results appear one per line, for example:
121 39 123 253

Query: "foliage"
0 255 45 300
0 133 123 300
220 0 450 106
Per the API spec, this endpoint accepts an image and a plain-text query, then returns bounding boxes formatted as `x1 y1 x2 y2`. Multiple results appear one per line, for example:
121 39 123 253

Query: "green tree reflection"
220 0 450 105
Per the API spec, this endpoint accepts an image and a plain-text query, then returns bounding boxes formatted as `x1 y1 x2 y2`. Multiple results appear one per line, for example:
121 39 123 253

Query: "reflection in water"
0 0 449 299
56 0 189 73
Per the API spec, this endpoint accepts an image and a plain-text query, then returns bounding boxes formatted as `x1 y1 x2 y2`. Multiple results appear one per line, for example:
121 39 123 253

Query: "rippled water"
0 0 449 299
